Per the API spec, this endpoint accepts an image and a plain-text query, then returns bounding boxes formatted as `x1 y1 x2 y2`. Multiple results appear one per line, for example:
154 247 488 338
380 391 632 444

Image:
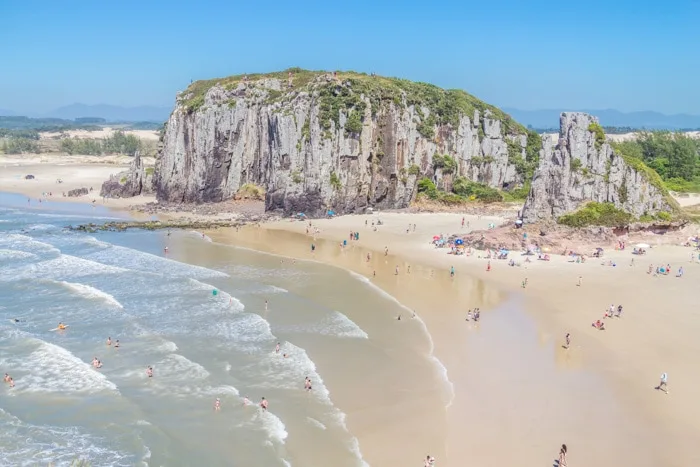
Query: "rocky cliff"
155 69 535 214
100 151 154 199
521 112 675 223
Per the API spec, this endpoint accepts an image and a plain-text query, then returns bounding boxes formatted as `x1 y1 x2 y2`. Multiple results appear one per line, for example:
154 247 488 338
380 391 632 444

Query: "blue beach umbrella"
455 239 464 245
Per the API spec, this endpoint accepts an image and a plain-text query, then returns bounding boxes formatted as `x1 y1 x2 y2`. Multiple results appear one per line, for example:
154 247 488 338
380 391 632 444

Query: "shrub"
417 177 438 199
407 164 421 176
330 172 342 190
291 170 303 184
557 202 634 227
145 167 155 176
237 183 265 200
452 176 504 203
344 109 362 134
432 154 457 174
588 122 606 150
570 158 582 172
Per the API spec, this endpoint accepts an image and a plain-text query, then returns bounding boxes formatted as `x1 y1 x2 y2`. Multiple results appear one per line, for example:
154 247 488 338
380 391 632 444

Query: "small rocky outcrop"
521 113 675 223
67 187 89 197
100 151 154 199
155 69 533 215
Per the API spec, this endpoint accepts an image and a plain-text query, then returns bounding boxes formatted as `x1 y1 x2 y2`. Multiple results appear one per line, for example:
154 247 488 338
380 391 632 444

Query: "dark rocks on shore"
67 187 89 197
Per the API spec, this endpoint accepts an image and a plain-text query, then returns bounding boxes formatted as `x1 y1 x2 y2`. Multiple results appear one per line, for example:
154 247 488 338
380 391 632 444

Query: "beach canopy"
636 243 650 249
455 239 464 245
499 249 509 255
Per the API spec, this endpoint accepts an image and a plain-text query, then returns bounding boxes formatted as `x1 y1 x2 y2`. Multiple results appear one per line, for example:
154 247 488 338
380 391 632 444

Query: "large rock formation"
100 151 154 199
521 112 674 223
155 70 533 214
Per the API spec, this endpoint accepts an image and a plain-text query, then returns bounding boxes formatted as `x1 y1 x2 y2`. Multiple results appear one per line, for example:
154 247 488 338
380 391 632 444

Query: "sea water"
0 193 447 467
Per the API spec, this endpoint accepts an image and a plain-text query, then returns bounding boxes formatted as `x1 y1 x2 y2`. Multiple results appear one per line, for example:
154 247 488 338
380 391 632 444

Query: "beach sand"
3 159 700 465
210 213 700 467
0 155 156 209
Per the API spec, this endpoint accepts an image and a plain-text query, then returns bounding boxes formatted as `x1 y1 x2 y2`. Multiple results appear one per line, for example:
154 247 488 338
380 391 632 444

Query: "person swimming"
243 396 251 406
58 322 67 330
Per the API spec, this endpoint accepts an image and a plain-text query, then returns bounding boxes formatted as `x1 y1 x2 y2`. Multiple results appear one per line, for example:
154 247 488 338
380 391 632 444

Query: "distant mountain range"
1 102 699 129
0 104 172 123
503 108 700 131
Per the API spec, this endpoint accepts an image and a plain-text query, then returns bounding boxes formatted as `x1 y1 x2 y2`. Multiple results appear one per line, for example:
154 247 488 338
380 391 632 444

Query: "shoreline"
208 214 700 467
3 160 700 465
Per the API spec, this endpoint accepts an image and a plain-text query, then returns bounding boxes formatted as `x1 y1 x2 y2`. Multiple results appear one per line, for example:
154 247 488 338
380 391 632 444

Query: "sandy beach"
210 213 700 467
0 154 156 209
3 160 700 466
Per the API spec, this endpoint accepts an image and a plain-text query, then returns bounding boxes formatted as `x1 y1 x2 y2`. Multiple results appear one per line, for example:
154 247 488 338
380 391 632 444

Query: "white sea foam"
348 270 455 408
349 437 371 467
306 416 327 430
253 410 288 445
56 280 124 308
156 353 211 381
14 341 119 395
0 233 61 256
188 279 245 311
85 244 228 279
154 340 178 353
283 311 368 339
212 313 275 344
0 248 38 260
0 408 135 466
7 254 130 282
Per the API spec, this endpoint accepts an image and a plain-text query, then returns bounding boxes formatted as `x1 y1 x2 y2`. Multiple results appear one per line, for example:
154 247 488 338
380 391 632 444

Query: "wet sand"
205 214 700 467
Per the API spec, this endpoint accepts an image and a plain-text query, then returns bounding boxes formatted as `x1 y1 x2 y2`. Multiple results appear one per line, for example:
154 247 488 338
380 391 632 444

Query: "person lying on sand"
592 320 605 330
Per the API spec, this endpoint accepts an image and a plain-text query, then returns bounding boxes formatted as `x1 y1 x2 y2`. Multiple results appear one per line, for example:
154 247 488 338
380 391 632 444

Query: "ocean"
0 193 450 467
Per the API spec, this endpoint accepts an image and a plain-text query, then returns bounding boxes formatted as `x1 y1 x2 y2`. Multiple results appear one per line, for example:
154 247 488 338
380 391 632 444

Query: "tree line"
60 131 144 156
612 131 700 192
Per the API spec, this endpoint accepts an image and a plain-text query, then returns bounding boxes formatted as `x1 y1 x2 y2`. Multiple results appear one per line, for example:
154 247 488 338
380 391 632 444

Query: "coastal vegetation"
0 137 40 154
60 131 147 156
0 116 103 132
557 201 674 227
417 176 509 204
179 68 526 137
611 132 700 193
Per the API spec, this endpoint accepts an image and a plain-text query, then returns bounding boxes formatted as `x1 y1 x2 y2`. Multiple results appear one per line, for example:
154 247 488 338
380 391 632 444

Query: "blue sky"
1 0 698 114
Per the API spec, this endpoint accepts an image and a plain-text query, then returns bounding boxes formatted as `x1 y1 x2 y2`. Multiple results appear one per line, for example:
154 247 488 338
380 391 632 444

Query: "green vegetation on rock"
588 122 606 149
557 202 634 227
330 171 342 190
612 132 700 193
417 176 505 204
432 154 457 173
179 68 526 136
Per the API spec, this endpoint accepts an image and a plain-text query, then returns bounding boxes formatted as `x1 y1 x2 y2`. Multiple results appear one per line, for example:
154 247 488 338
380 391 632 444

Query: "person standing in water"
275 342 280 353
260 397 268 411
146 366 153 378
214 398 221 411
106 337 112 346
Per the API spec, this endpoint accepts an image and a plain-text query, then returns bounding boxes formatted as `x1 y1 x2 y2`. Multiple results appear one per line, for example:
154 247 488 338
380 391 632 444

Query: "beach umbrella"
635 243 650 249
455 239 464 245
433 235 441 240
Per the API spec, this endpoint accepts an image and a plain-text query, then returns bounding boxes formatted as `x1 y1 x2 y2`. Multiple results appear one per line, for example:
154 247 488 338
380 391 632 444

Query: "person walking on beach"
395 265 399 275
656 372 669 394
424 455 435 467
565 333 571 349
557 444 568 466
577 276 582 287
450 266 455 278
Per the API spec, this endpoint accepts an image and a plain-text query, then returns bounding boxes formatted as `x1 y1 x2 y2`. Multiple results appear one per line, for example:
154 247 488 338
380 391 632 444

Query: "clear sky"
1 0 698 114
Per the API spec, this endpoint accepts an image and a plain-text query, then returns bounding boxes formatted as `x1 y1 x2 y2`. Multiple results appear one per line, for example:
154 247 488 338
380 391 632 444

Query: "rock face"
155 70 531 215
100 151 154 199
521 112 673 223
